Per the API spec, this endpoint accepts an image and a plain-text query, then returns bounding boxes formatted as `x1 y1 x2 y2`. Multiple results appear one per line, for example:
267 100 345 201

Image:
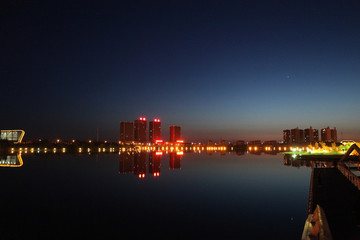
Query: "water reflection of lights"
0 154 23 168
9 143 230 155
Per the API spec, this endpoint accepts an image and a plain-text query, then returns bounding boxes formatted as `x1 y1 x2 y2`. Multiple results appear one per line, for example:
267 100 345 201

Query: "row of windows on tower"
120 118 181 143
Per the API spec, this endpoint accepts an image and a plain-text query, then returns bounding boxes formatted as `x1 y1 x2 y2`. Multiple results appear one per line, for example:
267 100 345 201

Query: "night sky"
1 0 360 142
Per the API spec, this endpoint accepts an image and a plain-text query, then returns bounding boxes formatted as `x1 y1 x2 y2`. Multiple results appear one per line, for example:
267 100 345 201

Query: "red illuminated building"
170 126 181 143
120 121 134 142
149 118 161 143
134 117 147 142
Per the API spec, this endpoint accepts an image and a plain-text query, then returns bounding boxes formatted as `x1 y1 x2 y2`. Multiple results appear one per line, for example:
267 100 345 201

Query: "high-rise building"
149 118 161 143
134 117 147 142
120 122 134 142
283 129 290 143
313 129 319 142
170 126 181 142
321 126 337 142
304 126 319 143
321 127 332 142
290 127 304 143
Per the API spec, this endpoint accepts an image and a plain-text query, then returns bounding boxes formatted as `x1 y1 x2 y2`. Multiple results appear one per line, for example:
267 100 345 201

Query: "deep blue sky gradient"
1 1 360 142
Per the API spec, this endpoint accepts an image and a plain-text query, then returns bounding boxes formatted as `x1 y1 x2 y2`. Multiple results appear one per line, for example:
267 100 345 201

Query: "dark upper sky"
1 0 360 142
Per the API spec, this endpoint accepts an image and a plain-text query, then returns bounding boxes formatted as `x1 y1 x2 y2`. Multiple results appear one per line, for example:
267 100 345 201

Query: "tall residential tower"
120 122 134 142
149 118 161 143
134 117 147 142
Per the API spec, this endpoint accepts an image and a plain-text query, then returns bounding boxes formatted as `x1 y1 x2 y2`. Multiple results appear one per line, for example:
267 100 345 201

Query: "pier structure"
303 144 360 239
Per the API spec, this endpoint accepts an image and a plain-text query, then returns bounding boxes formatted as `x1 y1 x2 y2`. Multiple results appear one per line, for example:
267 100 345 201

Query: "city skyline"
2 1 360 141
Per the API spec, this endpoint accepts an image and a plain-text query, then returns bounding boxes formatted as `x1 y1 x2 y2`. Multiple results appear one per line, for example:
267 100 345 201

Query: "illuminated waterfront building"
321 127 337 142
149 119 161 143
120 122 134 142
283 130 290 143
291 127 304 143
304 126 319 143
134 117 147 142
170 126 181 143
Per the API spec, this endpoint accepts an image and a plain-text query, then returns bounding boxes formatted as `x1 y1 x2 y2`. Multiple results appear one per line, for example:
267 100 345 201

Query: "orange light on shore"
176 140 184 143
176 151 184 155
155 151 163 156
155 139 163 144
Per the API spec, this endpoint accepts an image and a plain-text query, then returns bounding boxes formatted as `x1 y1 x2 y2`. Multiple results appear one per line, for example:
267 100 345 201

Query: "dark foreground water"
0 152 311 239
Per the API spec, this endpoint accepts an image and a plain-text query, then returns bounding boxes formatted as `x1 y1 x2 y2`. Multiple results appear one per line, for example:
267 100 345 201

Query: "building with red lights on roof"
134 117 147 142
149 118 161 143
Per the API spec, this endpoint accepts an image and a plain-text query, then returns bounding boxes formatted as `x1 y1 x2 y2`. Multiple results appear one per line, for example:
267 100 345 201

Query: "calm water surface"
0 152 311 239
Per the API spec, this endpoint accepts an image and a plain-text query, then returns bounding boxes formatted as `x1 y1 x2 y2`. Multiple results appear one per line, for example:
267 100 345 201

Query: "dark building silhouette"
263 140 277 146
248 140 262 146
236 140 245 145
149 119 161 143
170 126 181 142
134 117 147 142
120 122 134 142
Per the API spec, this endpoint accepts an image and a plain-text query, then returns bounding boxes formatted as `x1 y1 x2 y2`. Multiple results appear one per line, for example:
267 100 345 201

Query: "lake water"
0 152 311 239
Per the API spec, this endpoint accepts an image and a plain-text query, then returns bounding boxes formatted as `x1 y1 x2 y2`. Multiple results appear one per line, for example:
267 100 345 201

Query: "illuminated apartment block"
134 117 147 142
321 127 337 142
304 126 319 143
149 119 161 143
